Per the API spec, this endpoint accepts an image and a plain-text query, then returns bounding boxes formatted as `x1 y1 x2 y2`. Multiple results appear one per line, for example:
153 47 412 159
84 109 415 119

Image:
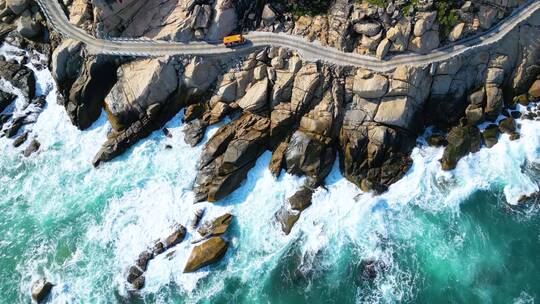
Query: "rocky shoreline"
1 0 540 297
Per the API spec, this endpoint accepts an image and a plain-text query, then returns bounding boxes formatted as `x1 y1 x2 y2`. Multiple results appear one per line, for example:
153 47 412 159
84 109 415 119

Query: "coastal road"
36 0 540 72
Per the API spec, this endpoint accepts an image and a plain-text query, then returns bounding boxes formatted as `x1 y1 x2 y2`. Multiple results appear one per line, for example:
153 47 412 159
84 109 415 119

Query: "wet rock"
465 105 484 126
131 275 145 290
275 205 300 235
288 187 313 211
164 225 186 249
51 39 83 89
518 192 539 205
511 111 522 119
183 119 207 147
23 139 40 157
482 124 499 148
5 116 25 138
136 250 153 271
184 237 228 273
194 114 270 202
0 59 35 100
513 94 529 107
275 186 315 235
163 127 172 138
126 266 143 284
152 241 165 256
358 259 384 281
13 131 28 147
484 85 503 121
284 130 336 187
498 117 516 135
30 278 53 303
509 132 520 141
0 89 16 113
426 134 447 147
440 125 481 170
190 208 205 229
183 103 206 122
93 116 157 167
269 137 289 177
340 124 415 194
197 213 233 238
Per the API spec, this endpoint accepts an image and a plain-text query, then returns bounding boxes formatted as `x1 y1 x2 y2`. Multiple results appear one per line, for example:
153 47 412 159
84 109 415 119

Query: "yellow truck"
223 34 246 47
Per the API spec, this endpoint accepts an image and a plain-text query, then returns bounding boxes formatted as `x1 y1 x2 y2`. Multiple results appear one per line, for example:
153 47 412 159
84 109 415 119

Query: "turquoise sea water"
1 45 539 303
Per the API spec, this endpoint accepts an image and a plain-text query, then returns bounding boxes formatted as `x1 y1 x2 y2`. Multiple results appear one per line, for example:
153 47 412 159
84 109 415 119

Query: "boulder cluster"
258 0 523 58
125 212 232 290
0 55 45 156
126 224 187 290
0 0 45 40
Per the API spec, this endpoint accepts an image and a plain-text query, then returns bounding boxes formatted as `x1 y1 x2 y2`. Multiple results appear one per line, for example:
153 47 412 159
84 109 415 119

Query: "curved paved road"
37 0 540 72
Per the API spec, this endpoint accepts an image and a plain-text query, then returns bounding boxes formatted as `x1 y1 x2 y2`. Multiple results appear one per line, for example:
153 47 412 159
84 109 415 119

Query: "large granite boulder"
184 237 228 273
104 58 178 130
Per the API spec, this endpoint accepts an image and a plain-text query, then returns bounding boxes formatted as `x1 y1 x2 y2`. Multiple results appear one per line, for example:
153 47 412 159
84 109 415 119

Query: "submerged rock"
184 237 228 273
358 259 385 281
30 278 53 303
13 130 28 147
23 139 40 157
